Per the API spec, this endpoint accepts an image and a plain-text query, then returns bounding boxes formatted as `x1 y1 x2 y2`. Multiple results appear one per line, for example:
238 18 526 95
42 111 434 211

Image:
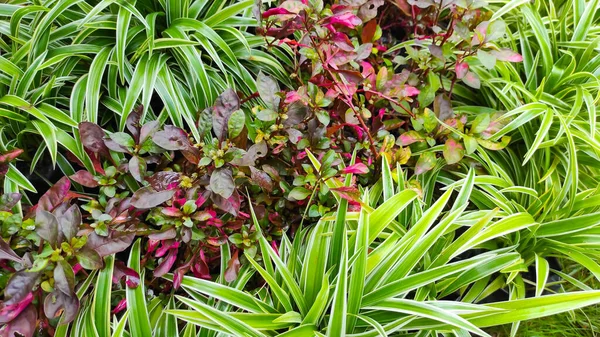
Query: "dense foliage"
0 0 599 336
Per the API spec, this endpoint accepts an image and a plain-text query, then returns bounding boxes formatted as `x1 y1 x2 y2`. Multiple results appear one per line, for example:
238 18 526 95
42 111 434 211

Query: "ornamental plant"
257 0 522 176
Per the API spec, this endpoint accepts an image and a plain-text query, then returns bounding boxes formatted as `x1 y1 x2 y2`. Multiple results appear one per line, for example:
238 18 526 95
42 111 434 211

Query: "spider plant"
162 159 600 337
0 0 290 194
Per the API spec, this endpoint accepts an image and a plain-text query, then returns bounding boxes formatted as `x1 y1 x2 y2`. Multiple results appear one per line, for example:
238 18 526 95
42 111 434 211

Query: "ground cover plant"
0 0 600 336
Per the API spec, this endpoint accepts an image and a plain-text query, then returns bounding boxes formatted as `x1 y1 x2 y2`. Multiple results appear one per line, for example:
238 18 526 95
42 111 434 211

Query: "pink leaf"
463 71 481 89
491 49 523 62
455 61 469 79
262 8 292 18
404 85 420 96
341 163 369 175
328 12 362 29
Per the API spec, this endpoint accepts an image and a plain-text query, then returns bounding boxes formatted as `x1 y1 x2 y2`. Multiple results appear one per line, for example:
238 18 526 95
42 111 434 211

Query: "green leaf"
228 109 245 139
126 240 152 337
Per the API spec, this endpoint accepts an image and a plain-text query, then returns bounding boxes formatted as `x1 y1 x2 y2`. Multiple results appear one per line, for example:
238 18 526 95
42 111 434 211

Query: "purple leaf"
210 168 235 199
35 209 59 247
140 120 160 144
58 204 81 241
257 71 280 110
153 248 178 277
44 290 79 324
0 193 21 211
85 231 135 257
283 101 308 127
0 239 21 263
212 89 240 141
4 271 39 306
0 292 32 324
129 156 146 183
70 170 99 188
152 125 191 151
230 142 268 166
54 260 75 295
0 304 36 337
146 171 181 190
211 190 241 216
224 251 241 282
79 122 109 156
131 186 176 209
358 0 383 21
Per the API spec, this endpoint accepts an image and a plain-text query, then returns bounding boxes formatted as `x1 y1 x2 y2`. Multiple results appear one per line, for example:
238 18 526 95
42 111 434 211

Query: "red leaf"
331 186 361 202
70 170 99 188
38 177 71 212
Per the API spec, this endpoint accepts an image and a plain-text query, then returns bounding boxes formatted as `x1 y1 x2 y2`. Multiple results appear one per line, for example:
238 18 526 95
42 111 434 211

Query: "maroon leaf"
35 209 59 247
0 239 21 263
153 248 178 277
331 186 361 202
126 106 143 142
212 190 241 216
113 261 140 288
70 170 99 188
224 250 241 282
79 122 109 156
212 89 240 141
85 231 135 257
131 186 176 209
250 167 273 192
210 168 235 199
262 7 292 18
257 71 280 110
44 290 79 324
0 149 23 164
146 171 181 190
0 304 36 337
38 177 71 212
152 125 191 151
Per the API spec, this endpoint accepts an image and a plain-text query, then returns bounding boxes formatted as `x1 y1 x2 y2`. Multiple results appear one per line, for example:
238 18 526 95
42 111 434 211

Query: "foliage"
0 0 288 193
256 0 522 179
165 162 600 336
0 0 599 336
